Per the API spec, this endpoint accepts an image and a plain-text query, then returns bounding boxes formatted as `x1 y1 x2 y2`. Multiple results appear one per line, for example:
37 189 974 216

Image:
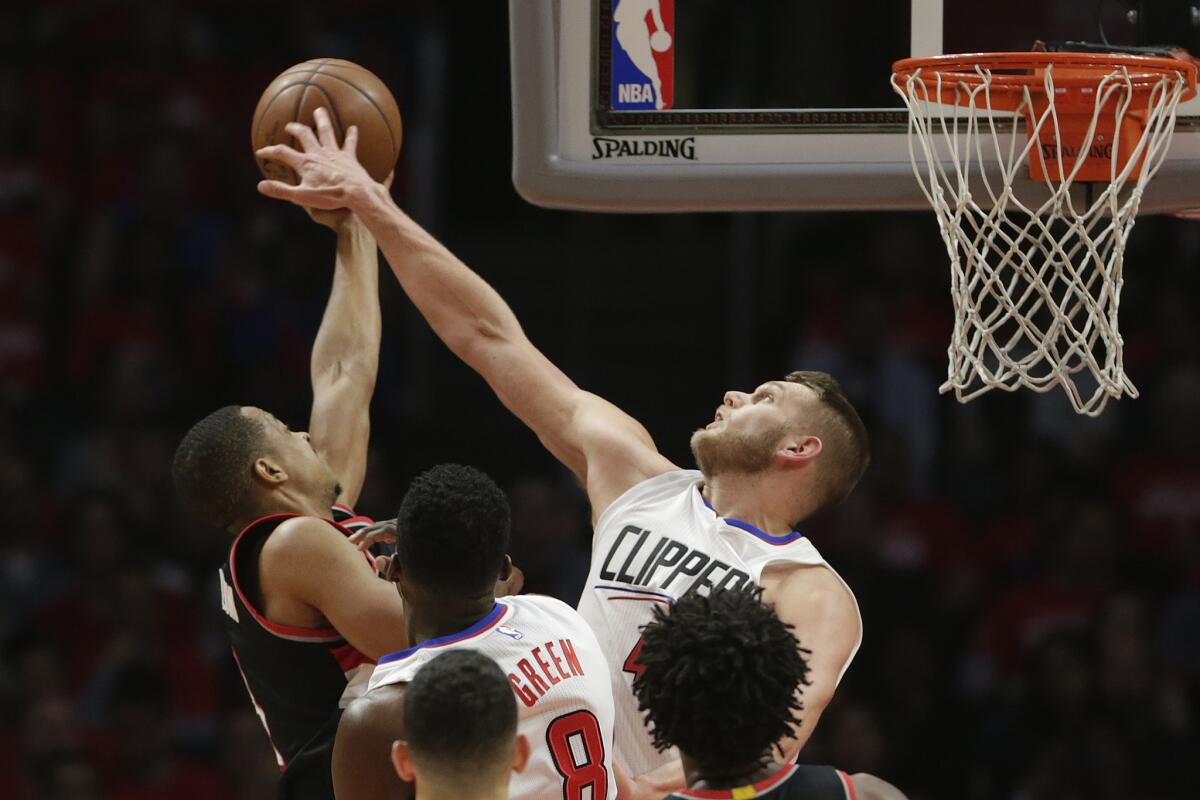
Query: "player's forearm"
354 185 527 363
625 760 686 800
310 217 382 390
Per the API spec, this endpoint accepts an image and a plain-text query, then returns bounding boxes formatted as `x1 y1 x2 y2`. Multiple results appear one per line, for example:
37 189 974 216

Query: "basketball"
251 58 403 184
650 30 671 53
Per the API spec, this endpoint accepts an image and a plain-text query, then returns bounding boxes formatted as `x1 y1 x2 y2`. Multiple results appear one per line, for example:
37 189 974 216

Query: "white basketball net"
892 62 1192 415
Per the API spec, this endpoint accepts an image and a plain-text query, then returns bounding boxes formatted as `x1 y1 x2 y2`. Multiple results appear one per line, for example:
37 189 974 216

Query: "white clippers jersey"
367 594 617 800
577 469 862 776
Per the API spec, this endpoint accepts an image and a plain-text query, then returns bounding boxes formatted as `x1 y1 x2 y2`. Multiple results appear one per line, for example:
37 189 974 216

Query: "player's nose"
724 391 746 407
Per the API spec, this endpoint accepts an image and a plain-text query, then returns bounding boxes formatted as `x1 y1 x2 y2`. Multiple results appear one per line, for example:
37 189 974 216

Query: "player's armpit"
569 392 678 521
458 334 676 516
334 687 412 800
762 564 861 759
260 517 409 660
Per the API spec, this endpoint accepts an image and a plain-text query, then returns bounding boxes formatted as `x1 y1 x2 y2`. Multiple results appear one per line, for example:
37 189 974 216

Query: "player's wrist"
350 179 394 219
352 182 404 241
335 213 373 245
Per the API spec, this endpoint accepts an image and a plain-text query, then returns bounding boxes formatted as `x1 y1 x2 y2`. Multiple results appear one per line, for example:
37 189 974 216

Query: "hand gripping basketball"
256 107 382 211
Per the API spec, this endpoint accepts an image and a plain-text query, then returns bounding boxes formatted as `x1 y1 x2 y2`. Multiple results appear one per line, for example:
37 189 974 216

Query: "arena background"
2 2 1199 798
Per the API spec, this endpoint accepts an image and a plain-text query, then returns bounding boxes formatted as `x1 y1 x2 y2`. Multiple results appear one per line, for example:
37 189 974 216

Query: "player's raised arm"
301 132 385 508
257 109 676 518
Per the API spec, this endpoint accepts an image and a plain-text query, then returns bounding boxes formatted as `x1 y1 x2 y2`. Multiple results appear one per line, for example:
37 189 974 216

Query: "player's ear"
254 456 288 485
391 740 416 782
778 434 822 468
499 554 514 581
511 734 531 773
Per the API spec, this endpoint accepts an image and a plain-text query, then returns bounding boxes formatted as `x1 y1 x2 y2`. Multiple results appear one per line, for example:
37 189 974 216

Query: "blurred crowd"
1 2 1197 799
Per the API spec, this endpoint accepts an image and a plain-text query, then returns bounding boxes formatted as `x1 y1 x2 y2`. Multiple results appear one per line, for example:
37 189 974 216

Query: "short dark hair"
404 650 517 769
395 464 510 593
172 406 267 528
785 371 870 509
632 588 811 772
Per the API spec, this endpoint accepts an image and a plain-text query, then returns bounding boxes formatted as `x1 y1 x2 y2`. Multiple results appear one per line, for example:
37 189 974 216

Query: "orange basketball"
251 58 403 184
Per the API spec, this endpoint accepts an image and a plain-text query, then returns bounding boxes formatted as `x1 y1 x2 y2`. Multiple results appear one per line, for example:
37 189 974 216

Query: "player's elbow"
455 319 525 373
315 356 378 394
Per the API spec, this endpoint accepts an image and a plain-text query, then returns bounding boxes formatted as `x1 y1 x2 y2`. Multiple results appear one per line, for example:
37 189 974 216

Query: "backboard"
509 0 1200 212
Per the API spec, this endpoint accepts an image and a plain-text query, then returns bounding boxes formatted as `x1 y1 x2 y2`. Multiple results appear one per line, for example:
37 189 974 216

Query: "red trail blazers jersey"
220 503 374 799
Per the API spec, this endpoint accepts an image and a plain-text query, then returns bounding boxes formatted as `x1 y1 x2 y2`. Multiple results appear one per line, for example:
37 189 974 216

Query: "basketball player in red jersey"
256 110 867 799
172 202 410 800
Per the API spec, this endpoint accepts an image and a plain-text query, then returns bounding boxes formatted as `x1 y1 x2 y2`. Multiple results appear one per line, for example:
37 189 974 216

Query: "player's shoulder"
764 562 858 620
339 683 409 741
259 515 353 569
264 514 337 545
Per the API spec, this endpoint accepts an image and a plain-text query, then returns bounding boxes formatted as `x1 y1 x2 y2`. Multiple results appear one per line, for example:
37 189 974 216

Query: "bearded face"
690 420 789 477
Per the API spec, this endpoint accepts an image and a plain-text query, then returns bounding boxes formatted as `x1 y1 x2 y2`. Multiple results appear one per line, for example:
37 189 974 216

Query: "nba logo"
611 0 674 110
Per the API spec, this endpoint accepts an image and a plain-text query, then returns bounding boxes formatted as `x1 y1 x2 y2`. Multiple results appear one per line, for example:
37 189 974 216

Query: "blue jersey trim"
378 602 505 664
700 496 805 546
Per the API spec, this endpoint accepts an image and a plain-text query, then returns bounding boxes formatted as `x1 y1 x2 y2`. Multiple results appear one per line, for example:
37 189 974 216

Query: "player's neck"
228 490 329 534
683 753 785 791
417 781 506 800
701 471 812 535
406 596 498 648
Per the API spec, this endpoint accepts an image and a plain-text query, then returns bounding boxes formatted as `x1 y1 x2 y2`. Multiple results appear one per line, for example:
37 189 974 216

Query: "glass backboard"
509 0 1200 212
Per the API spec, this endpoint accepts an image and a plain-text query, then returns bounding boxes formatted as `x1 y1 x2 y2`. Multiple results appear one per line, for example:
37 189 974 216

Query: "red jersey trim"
229 513 345 642
332 642 375 674
837 770 855 800
675 764 798 799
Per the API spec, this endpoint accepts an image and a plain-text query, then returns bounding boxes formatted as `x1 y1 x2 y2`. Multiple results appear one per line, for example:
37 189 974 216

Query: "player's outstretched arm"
333 687 411 800
259 517 408 659
304 188 383 508
257 110 677 519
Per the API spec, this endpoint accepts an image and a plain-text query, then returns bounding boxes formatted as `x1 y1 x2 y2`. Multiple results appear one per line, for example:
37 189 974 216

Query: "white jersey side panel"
576 469 863 776
368 595 617 800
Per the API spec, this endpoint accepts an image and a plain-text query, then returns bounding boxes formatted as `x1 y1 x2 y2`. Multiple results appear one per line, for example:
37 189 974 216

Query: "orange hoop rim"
893 51 1198 98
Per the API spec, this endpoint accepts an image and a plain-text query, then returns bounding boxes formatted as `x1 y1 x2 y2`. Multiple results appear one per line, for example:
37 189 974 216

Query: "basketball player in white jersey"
256 109 867 797
332 464 617 800
392 651 531 800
